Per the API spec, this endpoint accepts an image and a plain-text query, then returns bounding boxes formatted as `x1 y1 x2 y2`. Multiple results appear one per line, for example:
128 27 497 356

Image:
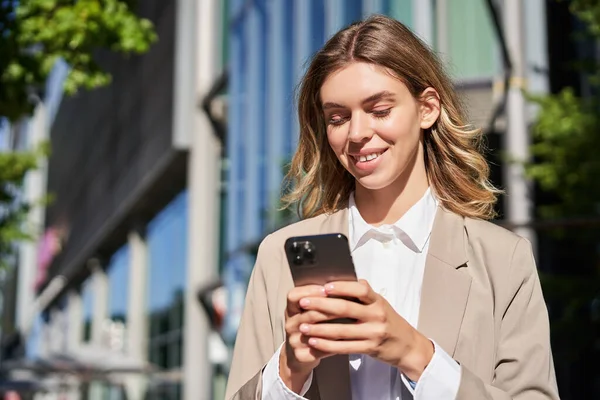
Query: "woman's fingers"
299 321 381 341
298 296 375 321
285 310 335 336
306 338 373 355
324 279 379 305
287 285 326 315
289 337 330 363
286 325 331 363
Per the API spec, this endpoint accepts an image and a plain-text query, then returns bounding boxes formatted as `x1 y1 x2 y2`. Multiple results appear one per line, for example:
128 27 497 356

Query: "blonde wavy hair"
282 15 501 220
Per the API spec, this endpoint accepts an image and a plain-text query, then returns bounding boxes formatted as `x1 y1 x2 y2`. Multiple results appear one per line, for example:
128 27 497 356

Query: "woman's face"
320 62 439 191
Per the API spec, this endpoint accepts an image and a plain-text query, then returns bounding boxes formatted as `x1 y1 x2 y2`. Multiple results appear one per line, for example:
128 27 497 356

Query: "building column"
503 0 536 250
181 0 221 398
413 0 434 44
66 292 83 400
67 290 83 351
362 0 384 17
87 259 108 400
325 0 344 36
124 226 148 400
47 307 68 355
89 259 108 346
435 0 449 62
17 102 48 336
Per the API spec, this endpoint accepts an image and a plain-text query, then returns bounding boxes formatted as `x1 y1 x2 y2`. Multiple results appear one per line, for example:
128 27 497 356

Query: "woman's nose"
347 112 373 142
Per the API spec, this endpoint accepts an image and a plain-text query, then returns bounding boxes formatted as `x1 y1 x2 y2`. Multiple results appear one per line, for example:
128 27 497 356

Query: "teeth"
357 152 382 162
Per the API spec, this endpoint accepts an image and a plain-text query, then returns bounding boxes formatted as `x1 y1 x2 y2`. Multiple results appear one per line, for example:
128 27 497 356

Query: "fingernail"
325 283 334 291
299 298 310 307
300 324 309 333
308 338 318 346
320 287 326 295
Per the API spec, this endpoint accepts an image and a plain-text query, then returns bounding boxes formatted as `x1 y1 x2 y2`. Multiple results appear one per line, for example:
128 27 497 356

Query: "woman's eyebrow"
361 90 396 104
322 101 345 110
322 90 396 110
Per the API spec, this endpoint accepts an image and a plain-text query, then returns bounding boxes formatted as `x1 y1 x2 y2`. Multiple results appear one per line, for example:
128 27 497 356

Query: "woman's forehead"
319 62 410 105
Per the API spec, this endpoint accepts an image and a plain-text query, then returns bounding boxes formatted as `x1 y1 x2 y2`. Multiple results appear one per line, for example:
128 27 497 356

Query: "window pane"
168 334 183 369
81 280 93 342
160 309 170 335
310 0 326 54
107 245 130 324
146 191 188 369
345 0 363 25
386 0 413 28
447 0 497 79
158 343 168 369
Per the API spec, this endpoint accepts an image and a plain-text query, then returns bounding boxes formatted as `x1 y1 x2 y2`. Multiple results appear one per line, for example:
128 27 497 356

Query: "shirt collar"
348 188 438 253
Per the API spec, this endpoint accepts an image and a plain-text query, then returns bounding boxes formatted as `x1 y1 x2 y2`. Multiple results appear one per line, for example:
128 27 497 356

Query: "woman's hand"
297 279 434 381
280 285 334 393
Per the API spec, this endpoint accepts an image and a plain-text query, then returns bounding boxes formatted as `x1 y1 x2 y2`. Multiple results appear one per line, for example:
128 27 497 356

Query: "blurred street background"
0 0 599 399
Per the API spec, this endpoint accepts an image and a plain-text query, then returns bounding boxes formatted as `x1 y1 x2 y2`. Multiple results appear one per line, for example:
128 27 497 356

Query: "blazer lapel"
314 208 352 400
417 207 472 357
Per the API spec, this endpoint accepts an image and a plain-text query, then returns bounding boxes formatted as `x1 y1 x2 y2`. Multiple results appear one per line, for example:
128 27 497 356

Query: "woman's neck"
354 159 429 227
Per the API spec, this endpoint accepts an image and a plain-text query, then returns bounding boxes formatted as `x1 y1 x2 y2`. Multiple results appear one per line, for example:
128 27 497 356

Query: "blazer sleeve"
224 235 278 400
456 238 560 400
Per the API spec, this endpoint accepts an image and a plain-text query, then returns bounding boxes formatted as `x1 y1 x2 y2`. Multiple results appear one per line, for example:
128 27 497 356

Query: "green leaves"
0 143 50 271
570 0 600 36
527 88 600 219
526 1 600 219
0 0 157 121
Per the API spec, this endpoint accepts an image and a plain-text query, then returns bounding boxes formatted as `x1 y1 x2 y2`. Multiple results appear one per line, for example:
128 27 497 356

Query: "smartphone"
284 233 359 323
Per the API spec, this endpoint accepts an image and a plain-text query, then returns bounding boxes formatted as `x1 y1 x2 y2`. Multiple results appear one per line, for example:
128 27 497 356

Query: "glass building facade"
32 190 190 399
146 190 188 399
446 0 498 80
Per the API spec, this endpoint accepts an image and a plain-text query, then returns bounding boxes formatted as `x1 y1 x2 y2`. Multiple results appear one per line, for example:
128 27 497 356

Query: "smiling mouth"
351 149 387 163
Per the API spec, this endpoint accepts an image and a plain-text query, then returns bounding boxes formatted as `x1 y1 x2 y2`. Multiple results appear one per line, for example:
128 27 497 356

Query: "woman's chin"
354 174 396 192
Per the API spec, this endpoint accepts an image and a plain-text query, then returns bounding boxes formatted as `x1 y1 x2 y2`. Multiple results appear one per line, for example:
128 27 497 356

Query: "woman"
225 15 558 400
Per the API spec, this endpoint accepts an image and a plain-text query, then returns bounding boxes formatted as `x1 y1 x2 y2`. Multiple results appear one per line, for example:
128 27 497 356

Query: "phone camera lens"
291 242 301 253
293 254 303 265
303 242 316 263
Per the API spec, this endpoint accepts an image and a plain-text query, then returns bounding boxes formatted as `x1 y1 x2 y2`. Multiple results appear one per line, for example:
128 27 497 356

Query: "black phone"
284 233 359 323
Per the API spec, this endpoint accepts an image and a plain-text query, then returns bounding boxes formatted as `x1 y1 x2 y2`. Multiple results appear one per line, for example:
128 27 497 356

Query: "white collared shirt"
262 188 461 399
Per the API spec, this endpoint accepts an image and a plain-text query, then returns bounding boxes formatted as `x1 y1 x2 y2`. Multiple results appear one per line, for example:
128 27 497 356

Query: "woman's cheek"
327 134 346 158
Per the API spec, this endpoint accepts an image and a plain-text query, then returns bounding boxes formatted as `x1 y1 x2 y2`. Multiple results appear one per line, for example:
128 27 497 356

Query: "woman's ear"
419 87 441 129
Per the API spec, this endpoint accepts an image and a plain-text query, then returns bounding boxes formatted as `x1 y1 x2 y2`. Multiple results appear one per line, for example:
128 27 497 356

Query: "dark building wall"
545 0 579 94
44 0 185 286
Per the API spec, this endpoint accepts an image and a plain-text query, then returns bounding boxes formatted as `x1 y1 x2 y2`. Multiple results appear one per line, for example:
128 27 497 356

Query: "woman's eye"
328 115 347 126
372 108 391 118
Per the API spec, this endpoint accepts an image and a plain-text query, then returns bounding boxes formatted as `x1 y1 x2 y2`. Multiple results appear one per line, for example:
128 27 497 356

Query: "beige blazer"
224 207 559 400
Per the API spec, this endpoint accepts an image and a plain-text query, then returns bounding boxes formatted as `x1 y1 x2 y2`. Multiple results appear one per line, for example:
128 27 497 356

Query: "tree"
527 87 600 219
0 147 41 271
0 0 156 270
527 0 600 219
526 1 600 394
1 0 156 122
